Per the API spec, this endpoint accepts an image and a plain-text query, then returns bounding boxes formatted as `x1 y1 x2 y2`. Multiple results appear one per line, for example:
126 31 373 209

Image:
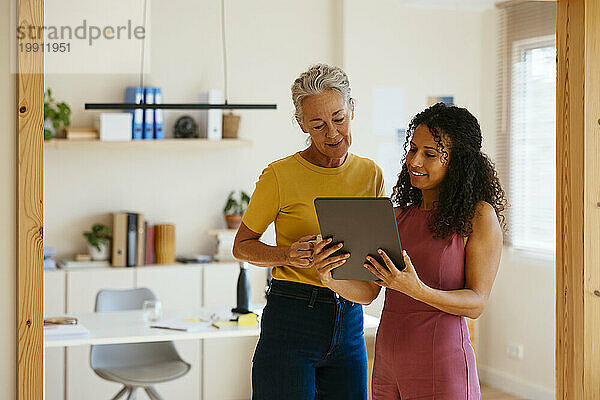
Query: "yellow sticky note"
238 313 258 326
184 318 202 322
213 321 237 328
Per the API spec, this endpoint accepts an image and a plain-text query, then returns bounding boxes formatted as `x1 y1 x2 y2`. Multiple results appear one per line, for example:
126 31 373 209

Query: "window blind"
495 2 556 254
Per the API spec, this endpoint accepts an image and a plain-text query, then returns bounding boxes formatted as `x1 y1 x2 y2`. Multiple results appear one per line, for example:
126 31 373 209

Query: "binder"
126 213 138 267
143 87 155 140
136 213 145 266
112 213 127 267
154 88 165 139
125 87 144 140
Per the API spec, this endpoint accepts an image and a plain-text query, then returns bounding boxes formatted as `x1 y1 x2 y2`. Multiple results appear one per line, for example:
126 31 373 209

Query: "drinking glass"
142 300 163 322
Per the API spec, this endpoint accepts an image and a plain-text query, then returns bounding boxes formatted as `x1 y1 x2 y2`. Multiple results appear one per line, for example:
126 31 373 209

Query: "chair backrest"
90 288 183 370
95 287 156 312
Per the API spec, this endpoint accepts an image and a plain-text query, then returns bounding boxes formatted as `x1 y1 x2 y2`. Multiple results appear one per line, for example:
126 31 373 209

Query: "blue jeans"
252 279 368 400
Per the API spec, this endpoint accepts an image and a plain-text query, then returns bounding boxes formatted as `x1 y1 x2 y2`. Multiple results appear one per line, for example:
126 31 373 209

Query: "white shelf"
44 138 251 150
44 261 239 273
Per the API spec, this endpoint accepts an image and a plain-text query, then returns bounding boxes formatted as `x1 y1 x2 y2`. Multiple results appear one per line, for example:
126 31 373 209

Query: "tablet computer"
314 197 405 281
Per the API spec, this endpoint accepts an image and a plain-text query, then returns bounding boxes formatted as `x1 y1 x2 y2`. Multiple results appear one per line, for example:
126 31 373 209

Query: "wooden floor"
481 384 524 399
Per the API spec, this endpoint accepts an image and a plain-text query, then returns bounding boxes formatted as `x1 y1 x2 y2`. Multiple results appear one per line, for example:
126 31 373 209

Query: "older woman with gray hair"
233 64 384 399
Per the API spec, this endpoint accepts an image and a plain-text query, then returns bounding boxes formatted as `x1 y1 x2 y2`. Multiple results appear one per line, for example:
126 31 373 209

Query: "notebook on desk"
44 324 90 340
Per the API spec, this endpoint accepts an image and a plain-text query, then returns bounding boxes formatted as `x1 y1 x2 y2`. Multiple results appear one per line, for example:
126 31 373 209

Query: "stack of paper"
44 324 90 340
65 127 99 140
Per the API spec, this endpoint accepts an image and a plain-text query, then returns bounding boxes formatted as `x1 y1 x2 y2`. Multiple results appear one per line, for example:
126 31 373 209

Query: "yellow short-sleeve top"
242 152 385 287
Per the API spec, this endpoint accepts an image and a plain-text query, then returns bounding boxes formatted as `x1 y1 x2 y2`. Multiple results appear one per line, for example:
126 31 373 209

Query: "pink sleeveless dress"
372 206 480 399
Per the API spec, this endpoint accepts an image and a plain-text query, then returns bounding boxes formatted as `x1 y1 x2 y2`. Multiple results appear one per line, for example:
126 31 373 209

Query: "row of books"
125 87 164 140
112 212 156 267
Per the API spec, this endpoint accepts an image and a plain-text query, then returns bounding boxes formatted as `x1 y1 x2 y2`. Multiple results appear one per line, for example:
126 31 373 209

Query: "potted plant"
224 190 250 229
44 88 71 140
83 223 113 261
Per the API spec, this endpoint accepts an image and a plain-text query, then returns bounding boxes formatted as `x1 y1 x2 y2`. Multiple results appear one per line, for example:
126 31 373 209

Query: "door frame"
16 0 44 398
555 0 600 397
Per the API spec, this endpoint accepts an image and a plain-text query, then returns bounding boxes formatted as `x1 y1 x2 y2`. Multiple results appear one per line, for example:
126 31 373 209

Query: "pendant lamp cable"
83 0 278 110
139 0 148 93
221 0 229 104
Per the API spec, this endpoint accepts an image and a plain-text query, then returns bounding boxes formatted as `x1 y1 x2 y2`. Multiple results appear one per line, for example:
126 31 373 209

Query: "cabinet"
44 270 66 400
203 336 258 400
135 266 204 400
202 264 259 400
65 268 137 400
44 262 266 400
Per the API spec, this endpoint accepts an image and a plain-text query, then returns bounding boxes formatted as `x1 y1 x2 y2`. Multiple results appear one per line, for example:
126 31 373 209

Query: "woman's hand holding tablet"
312 237 351 285
314 197 405 281
363 249 425 299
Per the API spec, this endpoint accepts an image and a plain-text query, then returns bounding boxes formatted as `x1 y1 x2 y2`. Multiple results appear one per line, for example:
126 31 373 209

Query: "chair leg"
125 387 138 400
144 386 165 400
110 386 129 400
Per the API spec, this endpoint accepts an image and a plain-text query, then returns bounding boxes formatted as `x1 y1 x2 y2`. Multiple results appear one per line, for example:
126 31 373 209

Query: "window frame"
505 34 556 258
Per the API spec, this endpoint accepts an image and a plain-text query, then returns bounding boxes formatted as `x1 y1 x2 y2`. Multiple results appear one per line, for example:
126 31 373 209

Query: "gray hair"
291 64 352 122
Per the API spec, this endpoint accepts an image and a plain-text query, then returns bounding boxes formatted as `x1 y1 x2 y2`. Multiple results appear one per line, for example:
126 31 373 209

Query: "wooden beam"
16 0 44 398
556 0 600 398
582 0 600 395
495 0 556 9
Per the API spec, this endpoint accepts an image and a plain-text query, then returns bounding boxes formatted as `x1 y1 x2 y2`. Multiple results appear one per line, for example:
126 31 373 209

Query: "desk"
44 306 380 348
43 265 381 399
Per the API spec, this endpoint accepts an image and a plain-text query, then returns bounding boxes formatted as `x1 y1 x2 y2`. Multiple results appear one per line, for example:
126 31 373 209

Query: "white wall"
478 249 555 399
44 0 340 259
341 0 490 194
0 0 17 396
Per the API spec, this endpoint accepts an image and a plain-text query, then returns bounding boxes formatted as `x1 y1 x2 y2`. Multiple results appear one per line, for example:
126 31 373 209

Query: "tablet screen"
314 197 405 281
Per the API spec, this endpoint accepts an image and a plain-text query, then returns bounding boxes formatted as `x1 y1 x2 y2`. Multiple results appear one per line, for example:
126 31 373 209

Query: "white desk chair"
91 288 191 400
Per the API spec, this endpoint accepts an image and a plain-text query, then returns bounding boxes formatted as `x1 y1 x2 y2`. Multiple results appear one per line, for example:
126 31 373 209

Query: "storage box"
96 113 133 141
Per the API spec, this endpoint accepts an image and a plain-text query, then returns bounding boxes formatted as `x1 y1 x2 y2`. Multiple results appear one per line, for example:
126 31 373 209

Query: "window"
508 38 556 255
496 2 556 256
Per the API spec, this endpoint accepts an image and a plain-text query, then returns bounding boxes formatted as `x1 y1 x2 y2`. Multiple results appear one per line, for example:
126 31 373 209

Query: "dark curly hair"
392 102 507 238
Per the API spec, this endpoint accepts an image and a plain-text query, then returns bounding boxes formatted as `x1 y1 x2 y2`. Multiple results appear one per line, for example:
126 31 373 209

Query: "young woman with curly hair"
313 102 507 399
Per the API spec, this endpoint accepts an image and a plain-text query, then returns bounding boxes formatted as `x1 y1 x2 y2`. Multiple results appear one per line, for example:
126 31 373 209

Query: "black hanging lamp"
85 0 276 111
